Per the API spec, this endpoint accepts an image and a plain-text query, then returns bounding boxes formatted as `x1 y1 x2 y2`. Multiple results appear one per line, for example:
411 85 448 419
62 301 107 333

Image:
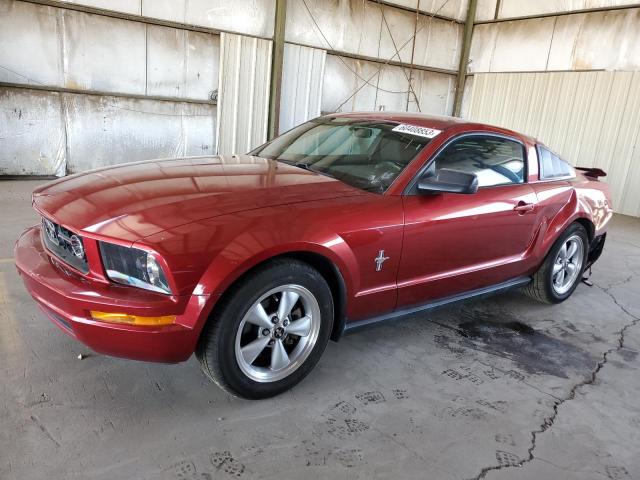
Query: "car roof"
326 111 537 144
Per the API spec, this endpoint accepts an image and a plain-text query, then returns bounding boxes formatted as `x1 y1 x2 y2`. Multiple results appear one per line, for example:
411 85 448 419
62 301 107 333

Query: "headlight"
99 242 172 294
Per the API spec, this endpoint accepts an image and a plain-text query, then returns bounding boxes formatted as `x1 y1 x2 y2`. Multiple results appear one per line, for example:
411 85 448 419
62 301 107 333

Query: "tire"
523 222 589 304
196 258 333 399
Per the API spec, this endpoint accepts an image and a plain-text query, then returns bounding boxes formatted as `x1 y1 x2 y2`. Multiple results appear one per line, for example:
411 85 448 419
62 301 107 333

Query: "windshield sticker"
392 124 442 139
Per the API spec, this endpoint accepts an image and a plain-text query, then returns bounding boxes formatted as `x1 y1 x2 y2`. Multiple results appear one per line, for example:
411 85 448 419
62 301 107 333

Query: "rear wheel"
524 223 588 304
196 259 333 399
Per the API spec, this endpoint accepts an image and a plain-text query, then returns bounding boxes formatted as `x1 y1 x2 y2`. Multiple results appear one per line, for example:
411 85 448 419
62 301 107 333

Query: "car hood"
32 155 365 242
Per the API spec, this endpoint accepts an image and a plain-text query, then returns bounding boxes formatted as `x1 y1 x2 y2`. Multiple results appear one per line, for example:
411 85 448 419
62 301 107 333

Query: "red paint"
15 114 613 363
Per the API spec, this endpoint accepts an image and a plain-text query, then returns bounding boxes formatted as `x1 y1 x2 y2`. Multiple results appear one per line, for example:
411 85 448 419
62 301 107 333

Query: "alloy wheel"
234 284 321 382
552 235 584 295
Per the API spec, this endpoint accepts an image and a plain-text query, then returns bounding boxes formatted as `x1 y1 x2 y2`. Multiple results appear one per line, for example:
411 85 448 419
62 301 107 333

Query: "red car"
15 113 612 398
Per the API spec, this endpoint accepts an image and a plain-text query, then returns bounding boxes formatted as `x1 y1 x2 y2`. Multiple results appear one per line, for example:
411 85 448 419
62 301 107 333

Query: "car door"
396 133 541 308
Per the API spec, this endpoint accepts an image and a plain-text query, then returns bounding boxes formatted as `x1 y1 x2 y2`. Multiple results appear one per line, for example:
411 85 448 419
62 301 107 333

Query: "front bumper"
14 226 211 363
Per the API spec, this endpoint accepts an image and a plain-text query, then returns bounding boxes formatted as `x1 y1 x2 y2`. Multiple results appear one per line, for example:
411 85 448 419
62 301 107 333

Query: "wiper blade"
275 158 335 179
274 159 312 171
294 162 335 180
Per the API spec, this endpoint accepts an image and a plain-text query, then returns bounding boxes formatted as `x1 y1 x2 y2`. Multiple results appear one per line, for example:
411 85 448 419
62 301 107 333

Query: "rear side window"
538 146 575 179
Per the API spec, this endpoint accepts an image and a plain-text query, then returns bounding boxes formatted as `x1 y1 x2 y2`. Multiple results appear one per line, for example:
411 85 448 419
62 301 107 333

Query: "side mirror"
417 168 479 194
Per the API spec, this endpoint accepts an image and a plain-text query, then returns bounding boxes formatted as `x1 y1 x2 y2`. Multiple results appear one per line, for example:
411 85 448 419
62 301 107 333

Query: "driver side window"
431 135 526 187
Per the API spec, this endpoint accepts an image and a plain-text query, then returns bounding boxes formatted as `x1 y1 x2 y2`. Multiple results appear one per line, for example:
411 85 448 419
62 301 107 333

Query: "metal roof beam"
475 3 640 24
268 0 287 140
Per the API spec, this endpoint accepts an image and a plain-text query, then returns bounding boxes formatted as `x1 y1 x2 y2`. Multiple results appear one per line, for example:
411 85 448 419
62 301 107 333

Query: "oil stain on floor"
436 306 597 379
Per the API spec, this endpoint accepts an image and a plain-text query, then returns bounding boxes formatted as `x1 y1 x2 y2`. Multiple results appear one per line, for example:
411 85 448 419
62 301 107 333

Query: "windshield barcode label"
392 124 442 139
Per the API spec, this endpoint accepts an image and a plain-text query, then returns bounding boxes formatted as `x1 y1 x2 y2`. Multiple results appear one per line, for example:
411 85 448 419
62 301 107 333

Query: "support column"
406 0 421 111
268 0 287 140
452 0 477 117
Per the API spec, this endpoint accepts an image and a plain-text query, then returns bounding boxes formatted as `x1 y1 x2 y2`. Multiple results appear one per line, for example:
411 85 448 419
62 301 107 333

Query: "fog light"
90 311 176 326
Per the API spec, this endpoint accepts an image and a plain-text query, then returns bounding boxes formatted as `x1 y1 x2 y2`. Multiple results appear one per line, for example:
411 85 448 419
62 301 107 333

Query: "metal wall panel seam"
0 82 217 106
284 40 458 76
247 37 258 152
261 43 273 146
318 47 326 117
215 32 226 154
232 36 241 152
303 48 312 121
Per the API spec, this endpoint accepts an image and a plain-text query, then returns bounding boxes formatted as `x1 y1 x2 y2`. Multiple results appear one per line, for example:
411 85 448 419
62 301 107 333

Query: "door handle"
514 201 535 214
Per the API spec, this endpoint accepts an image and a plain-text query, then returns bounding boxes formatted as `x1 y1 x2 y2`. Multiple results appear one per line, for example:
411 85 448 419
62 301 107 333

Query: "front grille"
41 217 89 273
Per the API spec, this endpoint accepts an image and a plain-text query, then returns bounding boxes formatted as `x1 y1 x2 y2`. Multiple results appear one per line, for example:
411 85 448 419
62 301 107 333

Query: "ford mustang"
14 113 612 398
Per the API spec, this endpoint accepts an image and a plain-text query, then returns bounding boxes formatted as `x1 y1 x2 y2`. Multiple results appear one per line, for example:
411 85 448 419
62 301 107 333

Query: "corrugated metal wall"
322 55 456 114
9 0 638 180
216 33 272 155
464 71 640 217
0 0 222 97
279 44 326 133
287 0 461 117
1 0 466 175
0 0 218 175
286 0 462 72
469 7 640 73
0 87 217 176
55 0 277 38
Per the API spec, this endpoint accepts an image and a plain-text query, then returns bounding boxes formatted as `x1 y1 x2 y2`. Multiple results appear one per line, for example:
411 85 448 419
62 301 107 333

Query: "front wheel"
524 223 589 304
196 259 333 399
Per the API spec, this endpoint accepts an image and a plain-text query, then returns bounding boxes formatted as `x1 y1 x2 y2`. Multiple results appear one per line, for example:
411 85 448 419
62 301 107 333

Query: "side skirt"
343 276 532 335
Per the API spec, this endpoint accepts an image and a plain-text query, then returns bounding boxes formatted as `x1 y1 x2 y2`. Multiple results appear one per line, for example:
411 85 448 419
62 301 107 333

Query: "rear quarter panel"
572 175 613 235
529 173 613 267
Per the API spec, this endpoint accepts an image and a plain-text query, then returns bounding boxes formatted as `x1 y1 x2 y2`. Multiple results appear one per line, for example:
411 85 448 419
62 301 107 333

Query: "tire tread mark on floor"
469 276 640 480
29 414 61 448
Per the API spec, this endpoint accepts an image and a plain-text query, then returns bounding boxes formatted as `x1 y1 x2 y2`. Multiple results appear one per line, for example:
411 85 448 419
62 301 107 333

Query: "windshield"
251 117 433 193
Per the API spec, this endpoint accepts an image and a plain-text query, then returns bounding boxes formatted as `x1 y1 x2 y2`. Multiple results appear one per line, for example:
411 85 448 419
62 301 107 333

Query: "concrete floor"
1 179 640 480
